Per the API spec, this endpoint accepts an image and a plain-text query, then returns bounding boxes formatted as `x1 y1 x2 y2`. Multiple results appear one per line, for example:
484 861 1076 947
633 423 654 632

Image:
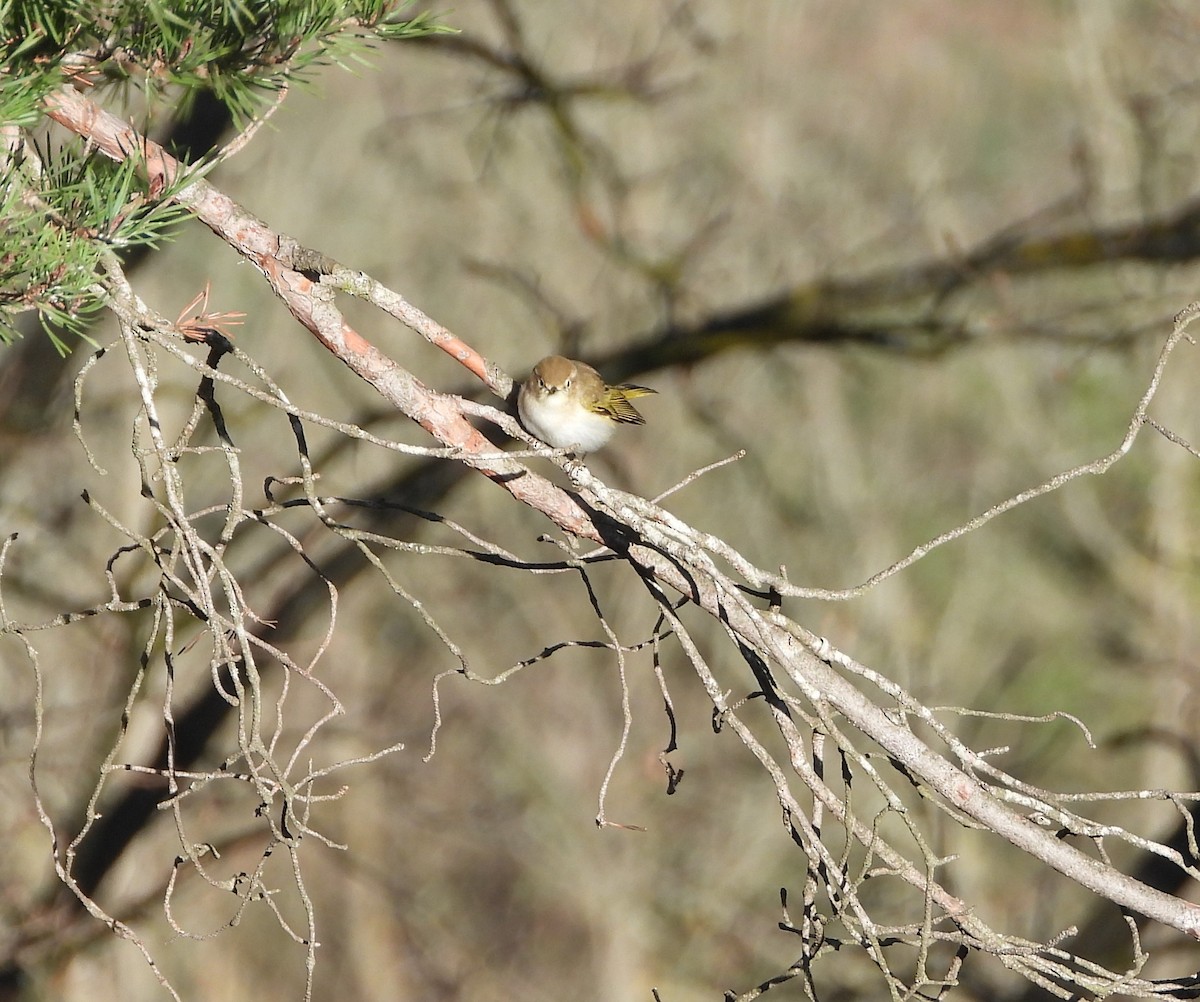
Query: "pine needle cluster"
0 0 449 347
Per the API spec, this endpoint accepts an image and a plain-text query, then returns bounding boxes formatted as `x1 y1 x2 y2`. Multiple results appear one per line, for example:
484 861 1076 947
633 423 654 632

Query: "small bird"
518 355 656 453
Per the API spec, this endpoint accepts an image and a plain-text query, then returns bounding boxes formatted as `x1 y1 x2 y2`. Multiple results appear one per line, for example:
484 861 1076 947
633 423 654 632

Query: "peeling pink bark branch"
43 85 594 538
44 84 1200 947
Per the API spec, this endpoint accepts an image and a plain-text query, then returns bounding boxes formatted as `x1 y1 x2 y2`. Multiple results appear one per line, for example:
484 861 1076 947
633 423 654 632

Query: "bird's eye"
563 377 572 388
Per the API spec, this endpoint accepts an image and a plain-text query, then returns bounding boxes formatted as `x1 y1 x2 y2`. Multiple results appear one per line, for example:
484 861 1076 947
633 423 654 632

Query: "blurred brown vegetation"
4 1 1200 999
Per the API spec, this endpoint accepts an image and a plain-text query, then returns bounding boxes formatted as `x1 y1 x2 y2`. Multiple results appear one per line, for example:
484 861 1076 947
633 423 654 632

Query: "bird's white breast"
519 391 616 452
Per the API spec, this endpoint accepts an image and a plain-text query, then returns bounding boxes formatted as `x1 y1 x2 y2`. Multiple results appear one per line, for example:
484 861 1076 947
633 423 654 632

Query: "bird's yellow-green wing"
595 384 656 424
